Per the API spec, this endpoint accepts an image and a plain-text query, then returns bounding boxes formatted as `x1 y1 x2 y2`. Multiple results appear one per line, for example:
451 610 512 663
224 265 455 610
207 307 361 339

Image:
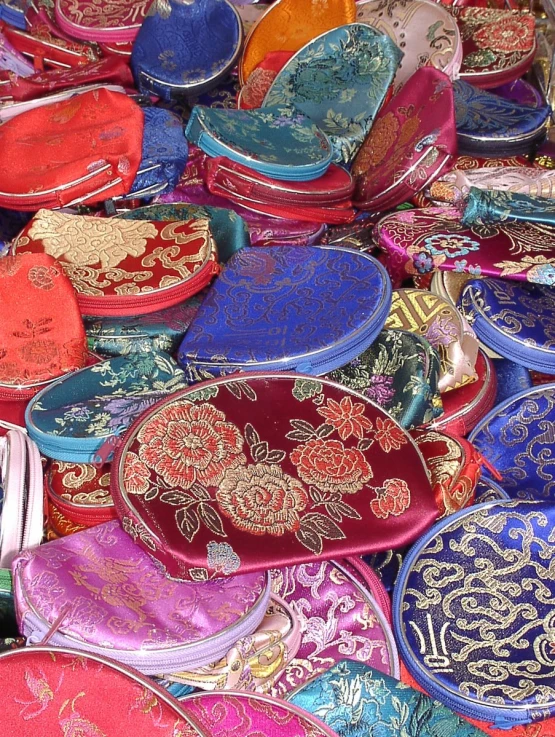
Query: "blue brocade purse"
287 659 487 737
126 107 188 199
462 187 555 228
394 500 555 728
454 80 551 156
469 384 555 501
459 278 555 373
185 105 333 181
262 23 402 165
131 0 242 100
177 245 392 381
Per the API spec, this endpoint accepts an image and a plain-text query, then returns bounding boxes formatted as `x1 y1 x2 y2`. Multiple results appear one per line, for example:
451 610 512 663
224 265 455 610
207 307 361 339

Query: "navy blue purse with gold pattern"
469 384 555 501
394 500 555 728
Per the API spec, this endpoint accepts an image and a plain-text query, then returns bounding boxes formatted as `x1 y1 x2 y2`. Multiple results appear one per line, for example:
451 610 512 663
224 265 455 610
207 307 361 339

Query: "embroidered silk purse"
469 384 555 501
186 105 333 182
131 0 242 100
239 0 355 83
374 207 555 287
456 8 536 88
177 246 391 380
261 24 402 165
0 253 87 425
356 0 461 92
164 595 301 692
45 460 117 536
459 278 555 373
111 373 436 581
327 330 443 430
462 188 555 228
287 660 488 737
25 351 187 463
493 358 532 404
0 28 34 77
84 295 204 358
432 350 497 436
54 0 152 42
1 647 208 737
429 167 555 204
394 500 555 727
0 88 143 210
14 210 219 317
454 81 551 156
269 559 398 696
180 691 338 737
384 289 479 392
352 67 457 212
14 520 270 674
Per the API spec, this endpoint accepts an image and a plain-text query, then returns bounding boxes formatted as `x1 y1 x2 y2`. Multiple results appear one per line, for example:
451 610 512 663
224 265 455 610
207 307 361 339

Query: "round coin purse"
394 500 555 728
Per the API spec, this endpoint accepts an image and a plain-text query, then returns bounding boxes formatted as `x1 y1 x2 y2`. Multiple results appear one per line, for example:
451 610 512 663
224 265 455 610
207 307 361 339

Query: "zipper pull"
480 455 503 481
28 602 71 646
91 435 120 467
492 717 530 731
296 361 315 374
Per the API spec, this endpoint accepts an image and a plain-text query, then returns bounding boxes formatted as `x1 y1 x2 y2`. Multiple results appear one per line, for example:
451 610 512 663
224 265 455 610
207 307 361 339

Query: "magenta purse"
13 520 271 675
180 690 338 737
269 558 398 697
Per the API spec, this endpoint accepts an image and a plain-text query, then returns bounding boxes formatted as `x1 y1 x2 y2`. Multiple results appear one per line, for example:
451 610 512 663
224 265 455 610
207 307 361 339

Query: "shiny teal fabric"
119 203 249 263
288 660 487 737
462 187 555 227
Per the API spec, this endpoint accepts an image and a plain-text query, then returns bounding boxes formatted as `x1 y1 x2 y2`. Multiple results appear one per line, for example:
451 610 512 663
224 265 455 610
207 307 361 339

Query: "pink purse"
180 690 339 737
0 426 43 567
269 558 398 697
13 520 271 675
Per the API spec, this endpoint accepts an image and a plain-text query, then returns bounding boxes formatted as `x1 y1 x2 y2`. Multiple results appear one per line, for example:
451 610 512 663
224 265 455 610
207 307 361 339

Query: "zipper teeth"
20 572 271 673
76 257 218 313
21 437 43 549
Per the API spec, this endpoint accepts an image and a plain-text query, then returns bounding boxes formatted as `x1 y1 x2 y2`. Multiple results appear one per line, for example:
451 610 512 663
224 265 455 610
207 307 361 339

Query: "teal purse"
462 187 555 228
287 660 487 737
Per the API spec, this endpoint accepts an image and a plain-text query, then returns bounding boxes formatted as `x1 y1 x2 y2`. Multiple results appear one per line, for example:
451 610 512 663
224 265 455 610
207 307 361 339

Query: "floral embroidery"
206 541 240 575
474 17 532 53
137 400 246 489
370 478 411 518
353 112 399 170
413 250 434 274
290 438 373 495
28 264 60 290
292 378 323 402
27 209 158 269
374 417 408 453
123 452 150 495
365 375 396 405
316 396 373 440
216 463 308 536
423 233 481 258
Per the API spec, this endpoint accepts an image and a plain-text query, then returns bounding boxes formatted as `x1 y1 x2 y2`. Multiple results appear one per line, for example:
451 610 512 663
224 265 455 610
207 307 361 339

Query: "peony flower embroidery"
290 438 373 495
370 477 411 518
138 401 245 489
374 417 407 453
474 17 534 53
123 452 150 495
216 463 308 536
206 541 241 575
317 395 373 440
28 264 59 291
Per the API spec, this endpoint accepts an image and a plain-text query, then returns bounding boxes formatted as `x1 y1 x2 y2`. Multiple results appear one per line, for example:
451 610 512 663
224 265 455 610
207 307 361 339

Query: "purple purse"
269 558 398 697
13 520 271 675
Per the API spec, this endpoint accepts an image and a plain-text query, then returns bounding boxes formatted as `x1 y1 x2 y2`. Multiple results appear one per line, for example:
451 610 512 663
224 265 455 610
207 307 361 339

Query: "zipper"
343 556 392 623
76 258 220 317
18 568 271 674
0 430 26 567
21 435 43 550
393 502 536 728
465 298 555 372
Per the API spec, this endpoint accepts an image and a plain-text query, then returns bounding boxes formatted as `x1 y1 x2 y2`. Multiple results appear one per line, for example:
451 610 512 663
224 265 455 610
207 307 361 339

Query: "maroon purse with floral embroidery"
110 373 436 581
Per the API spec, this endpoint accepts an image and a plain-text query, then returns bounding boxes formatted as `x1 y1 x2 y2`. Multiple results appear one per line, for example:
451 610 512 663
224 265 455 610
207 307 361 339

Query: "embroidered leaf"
191 483 211 501
252 441 269 462
285 430 314 442
327 500 362 523
266 449 286 464
226 382 243 399
198 503 226 537
144 487 159 503
160 490 194 506
176 506 200 542
240 382 257 401
316 423 334 438
296 526 323 555
303 512 345 540
245 423 260 448
494 260 527 277
357 438 374 451
310 486 323 503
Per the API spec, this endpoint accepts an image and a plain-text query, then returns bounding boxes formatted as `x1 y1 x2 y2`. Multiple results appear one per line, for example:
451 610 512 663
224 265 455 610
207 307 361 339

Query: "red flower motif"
317 396 373 440
123 452 150 495
240 67 277 109
370 478 411 519
374 417 407 453
137 401 246 489
474 17 534 53
290 438 373 495
216 463 308 536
